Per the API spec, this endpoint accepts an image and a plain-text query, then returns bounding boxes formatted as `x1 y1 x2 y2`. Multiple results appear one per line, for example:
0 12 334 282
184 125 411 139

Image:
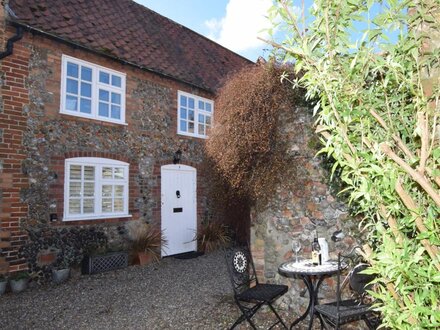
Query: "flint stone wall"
250 106 364 315
0 27 219 278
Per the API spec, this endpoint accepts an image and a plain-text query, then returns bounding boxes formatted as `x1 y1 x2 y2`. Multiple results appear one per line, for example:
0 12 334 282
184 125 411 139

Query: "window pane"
84 166 95 180
111 105 121 119
69 199 81 214
114 185 124 197
83 199 94 213
102 167 112 179
188 98 194 109
111 92 121 105
188 110 194 121
206 116 211 125
69 182 81 197
70 165 81 180
66 78 78 94
188 122 194 133
180 95 187 107
81 82 92 97
180 120 187 132
80 98 92 114
99 71 110 84
83 182 94 196
114 198 124 212
199 124 205 136
67 62 79 78
81 66 92 82
66 95 78 111
99 102 109 117
198 114 205 124
114 168 124 179
102 199 112 212
180 108 187 120
198 100 205 110
102 185 112 197
99 89 109 101
112 75 121 87
205 103 212 112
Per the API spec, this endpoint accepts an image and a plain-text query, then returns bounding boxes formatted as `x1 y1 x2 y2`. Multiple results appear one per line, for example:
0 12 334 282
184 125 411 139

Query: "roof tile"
9 0 252 91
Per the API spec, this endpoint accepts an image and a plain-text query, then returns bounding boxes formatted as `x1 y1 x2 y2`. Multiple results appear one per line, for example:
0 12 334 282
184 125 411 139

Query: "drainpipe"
0 25 23 59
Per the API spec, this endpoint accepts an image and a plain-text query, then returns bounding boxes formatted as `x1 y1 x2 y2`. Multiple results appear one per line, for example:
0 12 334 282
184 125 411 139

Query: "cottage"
0 0 251 277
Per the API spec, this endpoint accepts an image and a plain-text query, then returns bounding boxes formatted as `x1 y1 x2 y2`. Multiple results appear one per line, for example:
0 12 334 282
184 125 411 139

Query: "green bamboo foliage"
266 0 440 328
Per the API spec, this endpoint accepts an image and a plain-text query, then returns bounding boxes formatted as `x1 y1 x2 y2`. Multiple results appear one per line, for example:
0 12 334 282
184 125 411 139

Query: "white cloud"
204 0 273 53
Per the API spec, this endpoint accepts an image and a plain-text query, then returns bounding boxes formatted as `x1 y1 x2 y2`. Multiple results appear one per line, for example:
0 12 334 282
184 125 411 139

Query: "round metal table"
279 260 340 330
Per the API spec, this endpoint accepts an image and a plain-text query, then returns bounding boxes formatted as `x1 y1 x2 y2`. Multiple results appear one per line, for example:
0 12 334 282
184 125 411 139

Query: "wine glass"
292 240 301 263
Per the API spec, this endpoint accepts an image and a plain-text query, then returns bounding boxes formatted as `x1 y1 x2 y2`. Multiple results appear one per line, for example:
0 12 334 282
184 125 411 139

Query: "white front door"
161 164 197 257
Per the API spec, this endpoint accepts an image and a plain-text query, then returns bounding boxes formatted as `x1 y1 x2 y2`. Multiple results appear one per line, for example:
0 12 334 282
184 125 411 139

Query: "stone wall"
250 106 364 314
0 24 226 279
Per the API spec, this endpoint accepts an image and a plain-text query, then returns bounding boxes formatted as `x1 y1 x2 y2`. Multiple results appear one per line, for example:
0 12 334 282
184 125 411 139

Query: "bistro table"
278 260 341 330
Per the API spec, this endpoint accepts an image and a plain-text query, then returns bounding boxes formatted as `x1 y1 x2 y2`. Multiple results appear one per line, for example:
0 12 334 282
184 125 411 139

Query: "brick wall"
0 23 227 277
0 22 30 273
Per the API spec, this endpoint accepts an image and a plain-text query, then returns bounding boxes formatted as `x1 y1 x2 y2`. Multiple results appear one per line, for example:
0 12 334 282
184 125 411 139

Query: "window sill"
177 131 208 139
60 110 128 126
63 214 132 222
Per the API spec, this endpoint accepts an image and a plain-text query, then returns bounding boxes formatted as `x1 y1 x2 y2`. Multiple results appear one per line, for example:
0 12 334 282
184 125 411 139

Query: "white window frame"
60 55 127 125
177 91 214 139
63 157 131 221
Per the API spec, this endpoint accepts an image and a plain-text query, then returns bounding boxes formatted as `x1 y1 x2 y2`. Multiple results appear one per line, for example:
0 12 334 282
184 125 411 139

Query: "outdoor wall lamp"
173 149 182 164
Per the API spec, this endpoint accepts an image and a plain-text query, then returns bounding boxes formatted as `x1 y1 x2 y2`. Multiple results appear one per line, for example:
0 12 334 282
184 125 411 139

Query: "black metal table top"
278 260 340 277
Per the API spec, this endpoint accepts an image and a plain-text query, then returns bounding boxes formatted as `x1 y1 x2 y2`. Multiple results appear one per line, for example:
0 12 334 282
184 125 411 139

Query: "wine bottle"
311 237 322 265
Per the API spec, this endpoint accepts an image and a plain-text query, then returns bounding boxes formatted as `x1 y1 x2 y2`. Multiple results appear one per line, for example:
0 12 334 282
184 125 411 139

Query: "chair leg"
229 312 247 330
267 302 288 329
232 303 258 330
363 314 379 330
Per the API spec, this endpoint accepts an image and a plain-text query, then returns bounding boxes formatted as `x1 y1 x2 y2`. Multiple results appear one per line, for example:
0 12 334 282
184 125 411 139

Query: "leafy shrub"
267 0 440 328
125 221 167 262
195 222 231 252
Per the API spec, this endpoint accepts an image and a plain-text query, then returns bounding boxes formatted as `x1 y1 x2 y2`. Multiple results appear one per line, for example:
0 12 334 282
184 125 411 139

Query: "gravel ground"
0 250 291 330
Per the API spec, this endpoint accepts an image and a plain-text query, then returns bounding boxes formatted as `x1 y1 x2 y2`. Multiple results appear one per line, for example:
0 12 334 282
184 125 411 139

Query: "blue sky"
134 0 276 61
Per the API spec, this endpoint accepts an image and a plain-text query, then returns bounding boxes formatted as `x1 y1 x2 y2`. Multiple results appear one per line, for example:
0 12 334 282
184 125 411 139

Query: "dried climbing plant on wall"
266 0 440 328
206 64 305 205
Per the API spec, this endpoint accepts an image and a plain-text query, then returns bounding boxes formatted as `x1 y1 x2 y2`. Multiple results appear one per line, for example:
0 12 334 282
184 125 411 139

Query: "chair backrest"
337 247 375 303
349 263 375 296
224 245 258 295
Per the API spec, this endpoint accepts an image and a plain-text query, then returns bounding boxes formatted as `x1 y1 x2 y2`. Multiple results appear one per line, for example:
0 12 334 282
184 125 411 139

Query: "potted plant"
126 221 168 265
194 221 231 253
9 271 29 293
0 274 7 295
52 246 76 284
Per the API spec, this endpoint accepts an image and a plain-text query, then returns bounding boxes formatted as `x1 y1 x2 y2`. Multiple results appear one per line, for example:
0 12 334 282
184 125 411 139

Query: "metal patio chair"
315 247 380 329
224 245 288 329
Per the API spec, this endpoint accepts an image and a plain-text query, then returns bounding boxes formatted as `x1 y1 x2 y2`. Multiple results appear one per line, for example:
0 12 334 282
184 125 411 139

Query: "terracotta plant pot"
37 250 57 266
138 252 154 266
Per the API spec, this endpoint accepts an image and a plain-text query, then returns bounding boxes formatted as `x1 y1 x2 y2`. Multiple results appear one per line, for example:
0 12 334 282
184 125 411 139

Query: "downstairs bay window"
63 157 129 221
